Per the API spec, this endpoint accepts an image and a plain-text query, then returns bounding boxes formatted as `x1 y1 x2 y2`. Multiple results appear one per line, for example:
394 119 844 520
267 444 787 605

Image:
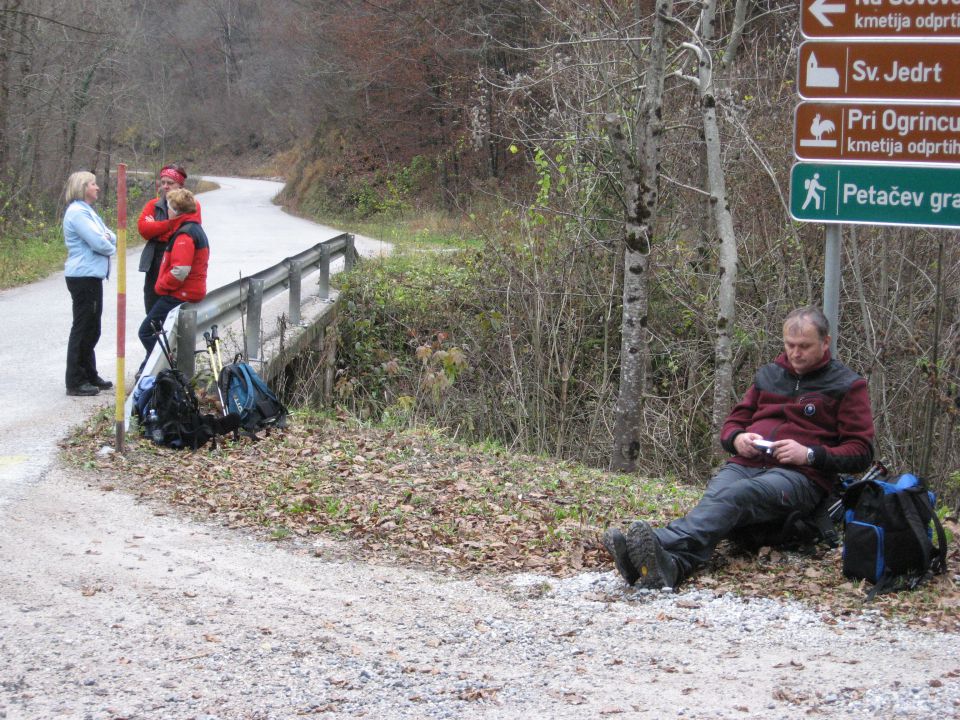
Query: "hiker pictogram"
801 172 827 211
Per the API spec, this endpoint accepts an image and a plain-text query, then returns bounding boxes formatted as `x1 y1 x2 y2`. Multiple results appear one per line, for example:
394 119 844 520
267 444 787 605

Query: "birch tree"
676 0 751 437
608 0 674 472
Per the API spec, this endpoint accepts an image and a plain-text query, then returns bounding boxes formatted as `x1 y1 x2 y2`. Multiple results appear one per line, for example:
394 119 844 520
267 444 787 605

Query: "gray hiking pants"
654 463 824 581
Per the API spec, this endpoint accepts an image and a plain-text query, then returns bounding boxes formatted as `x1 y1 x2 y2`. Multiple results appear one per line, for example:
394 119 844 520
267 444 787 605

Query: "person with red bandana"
137 164 200 313
137 188 209 375
603 306 875 590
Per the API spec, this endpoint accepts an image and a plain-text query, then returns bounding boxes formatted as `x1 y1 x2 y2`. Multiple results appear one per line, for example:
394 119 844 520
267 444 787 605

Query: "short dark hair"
783 306 829 340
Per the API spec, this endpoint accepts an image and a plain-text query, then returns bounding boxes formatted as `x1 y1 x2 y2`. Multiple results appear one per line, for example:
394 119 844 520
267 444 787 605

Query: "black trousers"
143 250 164 313
65 276 104 389
137 295 183 373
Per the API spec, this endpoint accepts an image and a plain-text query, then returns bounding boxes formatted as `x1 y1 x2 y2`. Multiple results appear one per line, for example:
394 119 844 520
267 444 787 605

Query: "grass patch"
290 206 480 253
0 224 65 288
349 210 481 251
194 178 221 194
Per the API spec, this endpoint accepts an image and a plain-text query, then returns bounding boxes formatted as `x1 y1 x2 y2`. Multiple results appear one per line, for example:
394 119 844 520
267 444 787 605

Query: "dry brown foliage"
63 410 960 633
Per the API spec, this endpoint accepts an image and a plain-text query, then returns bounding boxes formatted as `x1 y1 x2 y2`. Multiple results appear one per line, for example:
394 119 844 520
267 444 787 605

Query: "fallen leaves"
458 686 500 701
773 660 805 670
63 411 960 633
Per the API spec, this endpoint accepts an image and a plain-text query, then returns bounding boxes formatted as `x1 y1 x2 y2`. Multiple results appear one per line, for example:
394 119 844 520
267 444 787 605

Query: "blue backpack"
218 360 287 433
133 375 157 420
842 473 948 598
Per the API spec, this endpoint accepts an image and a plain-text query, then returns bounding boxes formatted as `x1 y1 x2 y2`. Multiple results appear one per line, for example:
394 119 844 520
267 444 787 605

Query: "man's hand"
733 432 765 458
770 439 810 466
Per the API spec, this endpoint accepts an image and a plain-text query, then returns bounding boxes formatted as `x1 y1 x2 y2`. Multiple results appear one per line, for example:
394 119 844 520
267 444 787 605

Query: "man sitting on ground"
604 306 875 589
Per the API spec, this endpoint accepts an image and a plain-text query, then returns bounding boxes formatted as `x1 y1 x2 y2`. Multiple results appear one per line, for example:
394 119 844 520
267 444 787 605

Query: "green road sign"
790 162 960 228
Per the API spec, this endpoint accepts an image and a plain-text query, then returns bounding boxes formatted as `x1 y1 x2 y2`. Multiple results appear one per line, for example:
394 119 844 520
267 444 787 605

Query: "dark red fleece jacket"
719 351 875 491
154 211 209 302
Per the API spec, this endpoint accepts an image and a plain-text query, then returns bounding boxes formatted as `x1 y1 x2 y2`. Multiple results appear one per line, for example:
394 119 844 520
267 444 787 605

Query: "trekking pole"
152 321 177 369
211 324 227 377
210 324 240 439
204 328 228 417
205 326 224 377
203 331 220 379
238 273 248 362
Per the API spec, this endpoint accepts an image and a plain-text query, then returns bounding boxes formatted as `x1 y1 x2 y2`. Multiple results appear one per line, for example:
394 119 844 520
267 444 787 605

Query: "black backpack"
217 360 287 433
842 473 948 598
138 369 232 449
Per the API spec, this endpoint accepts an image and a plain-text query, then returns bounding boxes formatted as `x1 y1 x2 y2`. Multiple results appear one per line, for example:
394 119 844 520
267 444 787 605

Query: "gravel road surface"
1 178 957 719
2 467 958 719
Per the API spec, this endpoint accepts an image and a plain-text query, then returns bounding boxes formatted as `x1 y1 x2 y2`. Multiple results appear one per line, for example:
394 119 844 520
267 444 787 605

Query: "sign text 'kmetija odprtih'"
801 0 960 39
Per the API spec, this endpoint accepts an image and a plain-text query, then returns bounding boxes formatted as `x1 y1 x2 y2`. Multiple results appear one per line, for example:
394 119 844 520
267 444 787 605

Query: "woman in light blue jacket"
63 171 117 396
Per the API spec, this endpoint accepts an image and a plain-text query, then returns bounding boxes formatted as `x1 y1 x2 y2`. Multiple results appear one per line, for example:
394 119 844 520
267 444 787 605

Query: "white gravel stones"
1 471 957 719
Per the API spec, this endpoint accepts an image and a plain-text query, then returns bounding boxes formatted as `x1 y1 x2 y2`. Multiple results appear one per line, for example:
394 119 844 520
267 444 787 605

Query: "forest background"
1 0 958 503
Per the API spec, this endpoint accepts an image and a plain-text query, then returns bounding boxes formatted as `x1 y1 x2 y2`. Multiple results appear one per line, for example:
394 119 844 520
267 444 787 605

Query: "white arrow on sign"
809 0 846 27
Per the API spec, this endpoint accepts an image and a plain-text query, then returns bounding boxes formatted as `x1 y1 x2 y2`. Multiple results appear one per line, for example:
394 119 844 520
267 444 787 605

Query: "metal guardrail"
125 232 356 431
170 232 355 378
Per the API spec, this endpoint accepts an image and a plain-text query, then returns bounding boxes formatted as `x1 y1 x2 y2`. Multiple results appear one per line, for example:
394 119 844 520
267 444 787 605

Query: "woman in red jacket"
137 164 201 313
137 188 210 375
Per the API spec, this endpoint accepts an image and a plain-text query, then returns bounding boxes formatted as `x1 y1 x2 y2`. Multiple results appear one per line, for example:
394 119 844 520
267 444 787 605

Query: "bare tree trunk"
681 0 746 439
919 237 946 478
0 0 23 176
608 0 673 473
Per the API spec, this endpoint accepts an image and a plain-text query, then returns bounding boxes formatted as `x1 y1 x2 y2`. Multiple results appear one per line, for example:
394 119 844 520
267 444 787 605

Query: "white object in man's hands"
753 439 775 454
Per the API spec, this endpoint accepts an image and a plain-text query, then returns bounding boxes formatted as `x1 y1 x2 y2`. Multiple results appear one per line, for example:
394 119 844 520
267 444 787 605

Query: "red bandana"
159 167 186 186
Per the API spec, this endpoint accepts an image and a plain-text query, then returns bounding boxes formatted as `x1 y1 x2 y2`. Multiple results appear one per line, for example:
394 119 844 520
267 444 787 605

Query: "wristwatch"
806 447 816 465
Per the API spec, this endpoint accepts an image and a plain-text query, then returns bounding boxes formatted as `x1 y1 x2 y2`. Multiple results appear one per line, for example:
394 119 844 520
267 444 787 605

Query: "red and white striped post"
115 163 127 452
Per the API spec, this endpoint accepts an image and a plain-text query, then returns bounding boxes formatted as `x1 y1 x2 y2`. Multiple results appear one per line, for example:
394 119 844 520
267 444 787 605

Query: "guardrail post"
286 258 302 325
322 308 338 405
345 234 356 271
176 305 198 377
245 278 264 360
318 244 331 300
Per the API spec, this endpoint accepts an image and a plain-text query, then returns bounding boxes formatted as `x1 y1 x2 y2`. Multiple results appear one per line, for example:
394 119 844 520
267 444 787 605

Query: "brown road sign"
802 0 960 39
794 102 960 164
799 41 960 101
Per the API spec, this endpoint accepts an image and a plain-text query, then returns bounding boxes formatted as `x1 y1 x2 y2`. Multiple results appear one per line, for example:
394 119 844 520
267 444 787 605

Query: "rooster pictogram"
809 113 836 142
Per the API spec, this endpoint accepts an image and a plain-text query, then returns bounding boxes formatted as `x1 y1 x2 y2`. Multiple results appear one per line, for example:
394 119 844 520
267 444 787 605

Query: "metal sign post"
823 225 841 355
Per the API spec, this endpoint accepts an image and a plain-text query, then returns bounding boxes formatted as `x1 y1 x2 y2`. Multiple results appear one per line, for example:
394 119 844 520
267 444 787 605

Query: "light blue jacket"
63 200 117 279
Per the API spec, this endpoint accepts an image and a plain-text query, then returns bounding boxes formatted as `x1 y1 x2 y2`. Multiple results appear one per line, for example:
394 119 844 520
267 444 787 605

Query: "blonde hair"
64 171 96 204
166 187 197 214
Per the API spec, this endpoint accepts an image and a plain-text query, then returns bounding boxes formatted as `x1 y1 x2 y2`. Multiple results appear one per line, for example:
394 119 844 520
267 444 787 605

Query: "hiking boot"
90 376 113 390
625 520 679 590
66 383 100 396
603 528 640 585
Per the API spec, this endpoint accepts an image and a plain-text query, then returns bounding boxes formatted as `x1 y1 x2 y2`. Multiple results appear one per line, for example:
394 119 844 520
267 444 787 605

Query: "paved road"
0 176 387 504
